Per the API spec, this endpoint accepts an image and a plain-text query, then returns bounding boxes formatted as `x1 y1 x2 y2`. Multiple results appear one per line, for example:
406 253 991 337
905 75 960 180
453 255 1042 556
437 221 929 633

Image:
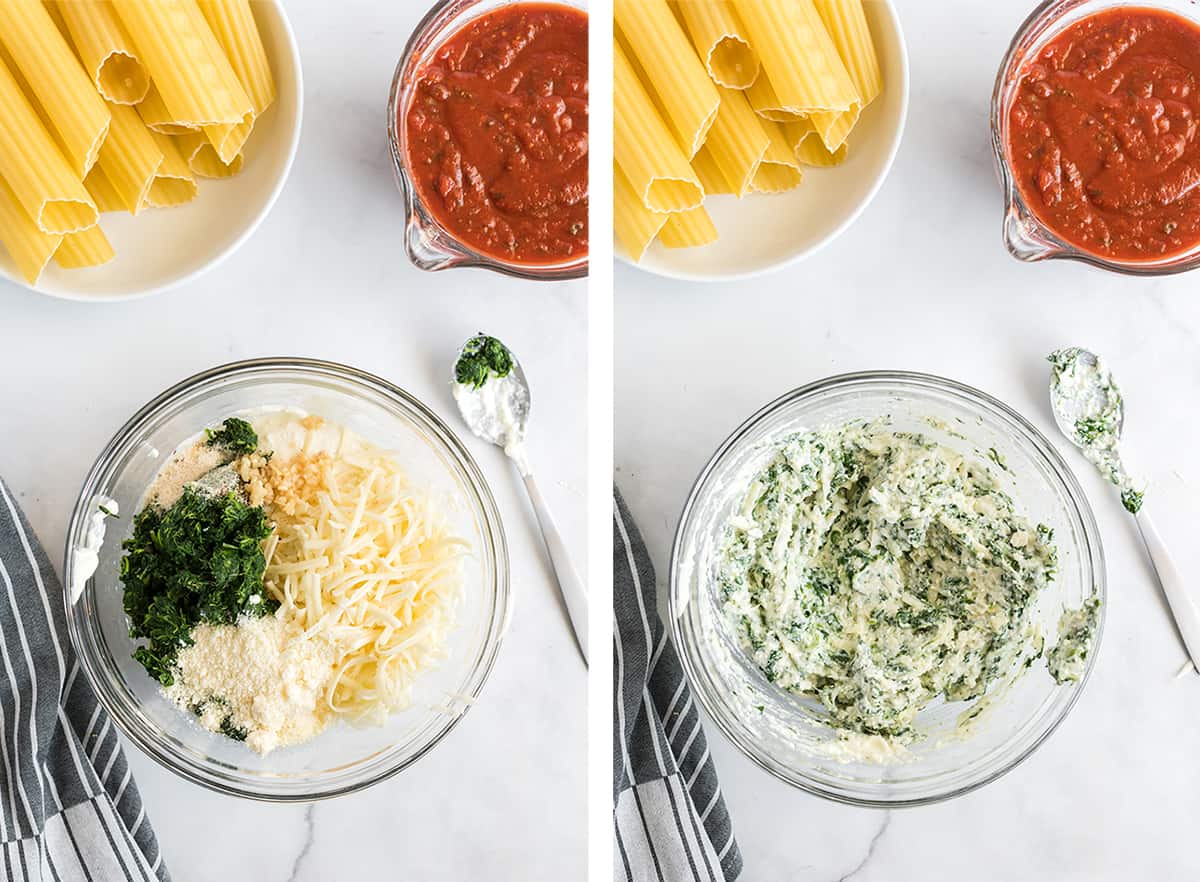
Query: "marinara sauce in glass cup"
992 0 1200 275
388 0 589 280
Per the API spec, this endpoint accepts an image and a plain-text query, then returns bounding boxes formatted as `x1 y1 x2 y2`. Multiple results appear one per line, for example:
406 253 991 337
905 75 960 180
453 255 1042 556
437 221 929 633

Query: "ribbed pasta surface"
96 103 163 214
57 0 150 104
110 0 251 126
659 205 719 248
0 0 111 176
0 175 62 282
0 0 276 284
0 58 98 236
616 0 720 158
55 225 115 269
676 0 760 90
615 39 704 214
614 0 883 261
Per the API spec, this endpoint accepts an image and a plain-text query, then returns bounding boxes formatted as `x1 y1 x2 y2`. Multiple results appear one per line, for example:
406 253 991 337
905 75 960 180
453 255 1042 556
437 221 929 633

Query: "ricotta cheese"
452 371 531 475
70 496 117 604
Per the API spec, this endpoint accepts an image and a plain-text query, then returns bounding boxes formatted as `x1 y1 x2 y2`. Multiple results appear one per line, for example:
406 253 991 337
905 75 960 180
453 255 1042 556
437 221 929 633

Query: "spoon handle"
1136 509 1200 674
521 472 589 665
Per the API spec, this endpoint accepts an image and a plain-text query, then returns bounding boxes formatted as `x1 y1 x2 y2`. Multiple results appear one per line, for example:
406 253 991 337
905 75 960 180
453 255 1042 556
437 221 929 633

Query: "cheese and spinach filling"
1048 347 1143 514
718 423 1080 741
1047 596 1101 684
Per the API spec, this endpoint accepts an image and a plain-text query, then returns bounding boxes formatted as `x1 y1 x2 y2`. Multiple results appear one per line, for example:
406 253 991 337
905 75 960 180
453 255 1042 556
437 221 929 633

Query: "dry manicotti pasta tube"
83 165 127 213
198 0 276 117
752 118 804 193
0 174 63 285
614 39 704 214
205 114 253 167
141 127 199 209
197 0 277 162
176 131 245 179
0 57 97 235
675 0 760 90
788 119 848 166
111 0 252 128
701 87 772 197
94 102 164 215
734 0 857 116
746 70 803 122
691 146 734 195
615 165 670 263
809 0 883 151
138 83 200 135
182 0 254 162
55 223 116 269
55 0 150 104
0 0 111 178
615 0 719 158
658 204 719 249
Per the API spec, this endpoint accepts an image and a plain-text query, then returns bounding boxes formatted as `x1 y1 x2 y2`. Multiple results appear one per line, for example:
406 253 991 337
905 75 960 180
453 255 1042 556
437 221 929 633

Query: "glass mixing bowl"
387 0 589 280
670 372 1105 807
992 0 1200 275
63 359 510 801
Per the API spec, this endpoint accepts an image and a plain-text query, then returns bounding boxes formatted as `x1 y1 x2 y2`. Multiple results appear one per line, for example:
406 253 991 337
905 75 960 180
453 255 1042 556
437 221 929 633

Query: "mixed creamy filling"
1049 347 1144 514
718 422 1097 744
1047 596 1102 685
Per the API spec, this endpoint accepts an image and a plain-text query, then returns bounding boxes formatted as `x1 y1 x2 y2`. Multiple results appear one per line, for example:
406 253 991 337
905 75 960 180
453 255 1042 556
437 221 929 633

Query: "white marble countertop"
616 2 1200 880
0 3 586 879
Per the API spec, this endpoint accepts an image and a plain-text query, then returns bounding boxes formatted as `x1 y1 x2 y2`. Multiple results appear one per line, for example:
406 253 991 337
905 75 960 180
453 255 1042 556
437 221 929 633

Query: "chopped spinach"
986 447 1010 472
120 487 274 685
454 334 514 390
218 717 249 742
1073 417 1111 446
204 417 258 455
191 697 249 741
1121 488 1144 515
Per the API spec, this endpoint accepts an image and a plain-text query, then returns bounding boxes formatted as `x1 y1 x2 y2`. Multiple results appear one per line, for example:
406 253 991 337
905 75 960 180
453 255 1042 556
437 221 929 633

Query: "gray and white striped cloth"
0 480 168 881
614 490 742 882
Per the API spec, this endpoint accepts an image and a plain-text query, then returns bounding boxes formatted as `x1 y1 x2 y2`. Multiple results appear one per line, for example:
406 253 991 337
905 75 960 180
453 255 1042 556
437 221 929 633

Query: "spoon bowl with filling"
671 371 1105 807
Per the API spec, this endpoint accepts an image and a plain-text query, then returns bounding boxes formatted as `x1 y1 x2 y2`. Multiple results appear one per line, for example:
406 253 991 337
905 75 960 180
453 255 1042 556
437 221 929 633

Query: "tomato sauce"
1007 8 1200 261
404 3 588 266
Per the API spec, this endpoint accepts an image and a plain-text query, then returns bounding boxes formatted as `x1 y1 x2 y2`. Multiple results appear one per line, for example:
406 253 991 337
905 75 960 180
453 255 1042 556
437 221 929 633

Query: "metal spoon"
1049 347 1200 673
452 336 588 665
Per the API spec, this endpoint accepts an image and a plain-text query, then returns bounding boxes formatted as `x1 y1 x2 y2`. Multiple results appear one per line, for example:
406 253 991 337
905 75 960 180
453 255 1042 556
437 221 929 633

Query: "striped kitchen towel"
0 480 169 881
614 490 742 882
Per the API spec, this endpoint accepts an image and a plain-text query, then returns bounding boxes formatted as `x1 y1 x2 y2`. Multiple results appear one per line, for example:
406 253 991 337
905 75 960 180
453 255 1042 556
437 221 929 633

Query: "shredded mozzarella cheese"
260 418 468 729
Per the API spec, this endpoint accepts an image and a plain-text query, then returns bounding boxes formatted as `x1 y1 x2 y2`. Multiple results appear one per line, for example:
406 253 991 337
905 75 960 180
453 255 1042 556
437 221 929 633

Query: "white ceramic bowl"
0 1 303 302
622 0 909 281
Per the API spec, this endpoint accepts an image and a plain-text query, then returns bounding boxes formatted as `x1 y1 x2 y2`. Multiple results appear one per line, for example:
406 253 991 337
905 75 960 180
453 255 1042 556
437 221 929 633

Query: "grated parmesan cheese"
165 614 336 755
143 438 226 509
